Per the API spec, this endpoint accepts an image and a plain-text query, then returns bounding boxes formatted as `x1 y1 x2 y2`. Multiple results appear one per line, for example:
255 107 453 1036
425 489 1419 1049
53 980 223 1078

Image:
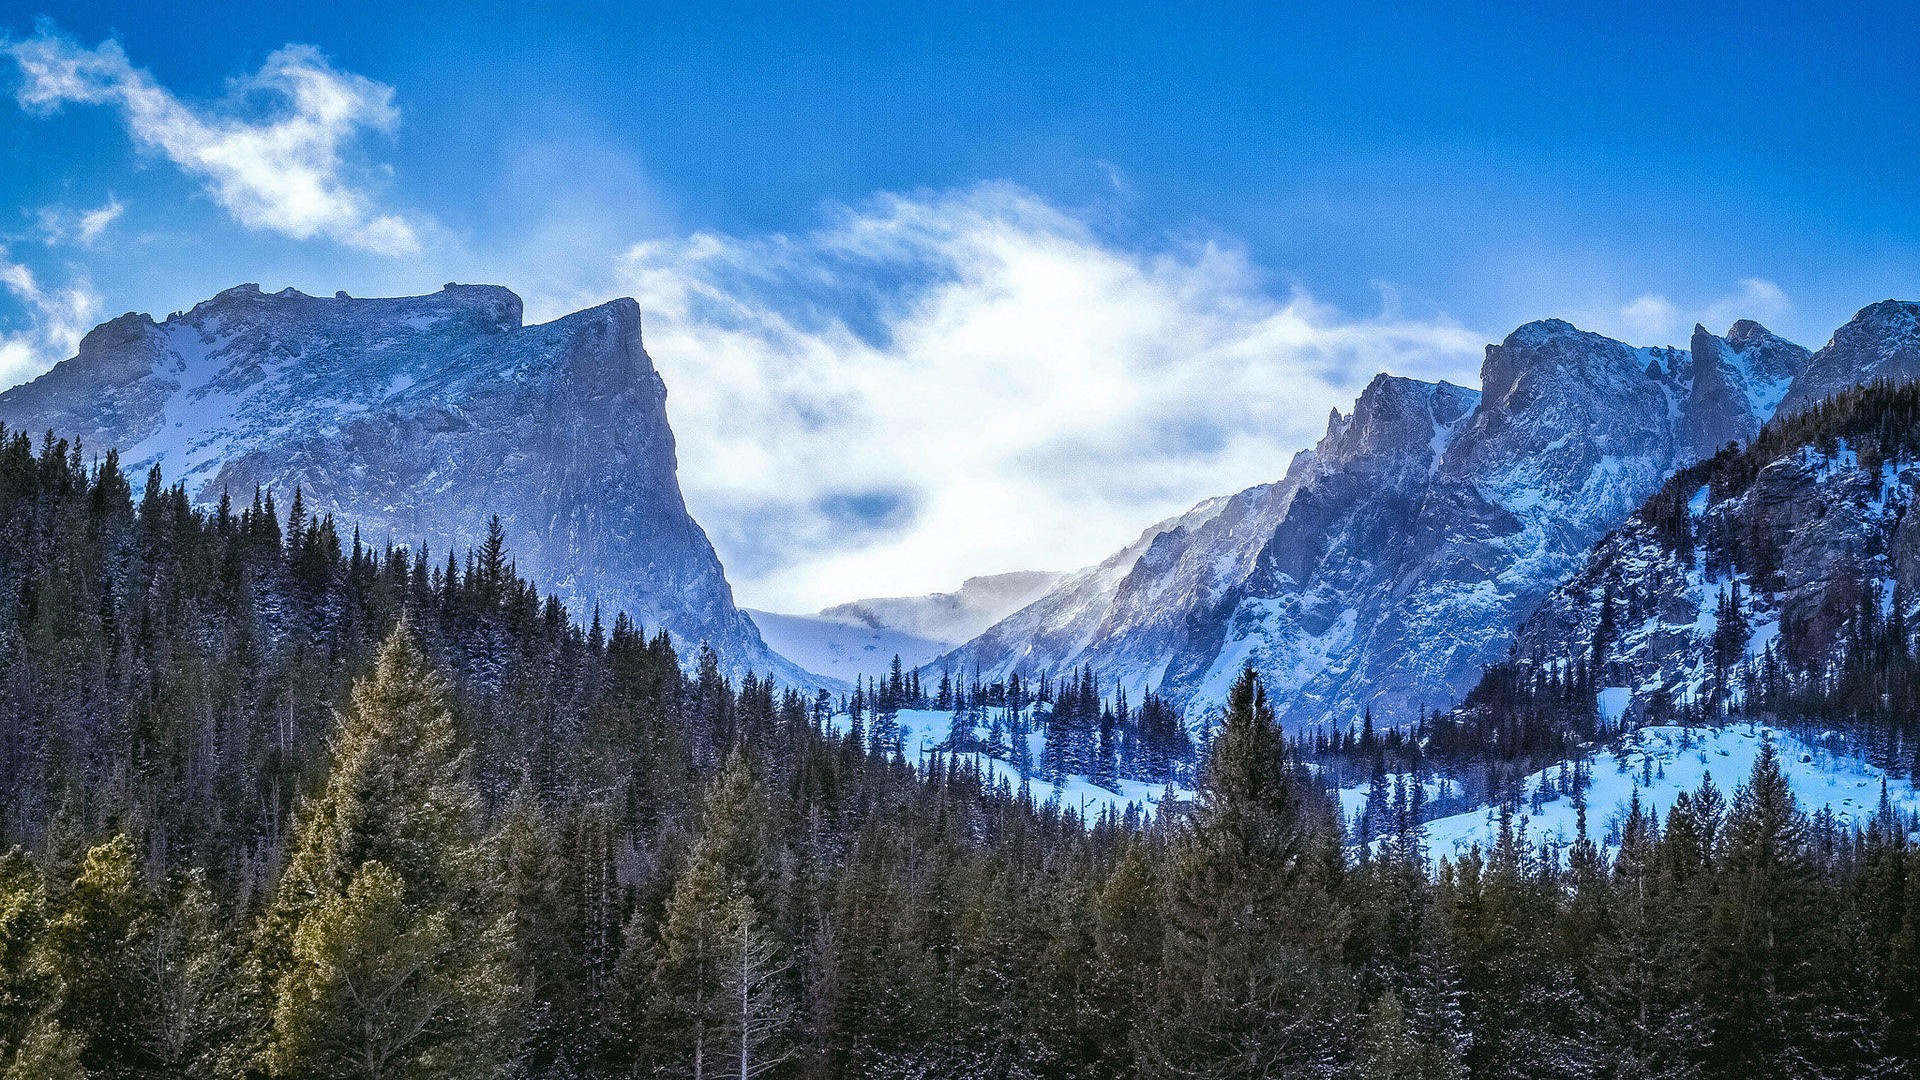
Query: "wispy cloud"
1608 277 1793 345
0 255 99 387
611 183 1484 610
35 196 124 247
6 25 418 254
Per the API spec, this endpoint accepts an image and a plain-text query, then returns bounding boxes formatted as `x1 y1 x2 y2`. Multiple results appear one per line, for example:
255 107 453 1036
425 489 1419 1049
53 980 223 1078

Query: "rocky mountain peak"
0 284 806 686
1478 318 1662 416
1726 318 1776 348
176 281 527 338
1779 300 1920 417
1680 320 1809 458
1316 375 1476 480
72 311 164 371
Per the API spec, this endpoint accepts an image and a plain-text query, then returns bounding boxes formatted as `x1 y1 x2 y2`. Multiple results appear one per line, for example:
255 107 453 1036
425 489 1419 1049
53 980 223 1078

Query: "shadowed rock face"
0 283 808 685
944 317 1811 732
1681 320 1810 459
933 453 1321 700
1512 306 1920 722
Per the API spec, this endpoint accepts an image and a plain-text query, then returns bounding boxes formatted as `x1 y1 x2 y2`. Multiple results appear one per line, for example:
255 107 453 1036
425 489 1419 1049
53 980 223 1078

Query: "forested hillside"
0 425 1918 1078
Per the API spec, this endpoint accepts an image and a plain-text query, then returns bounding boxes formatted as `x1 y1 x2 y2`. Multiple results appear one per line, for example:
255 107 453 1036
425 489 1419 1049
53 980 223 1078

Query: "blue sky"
1 2 1917 607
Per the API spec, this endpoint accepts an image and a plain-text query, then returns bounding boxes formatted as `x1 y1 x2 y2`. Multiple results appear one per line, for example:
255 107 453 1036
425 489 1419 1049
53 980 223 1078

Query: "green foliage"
645 751 786 1077
1152 666 1352 1077
262 623 511 1078
267 861 509 1079
44 834 167 1074
1 1014 83 1080
1357 991 1466 1080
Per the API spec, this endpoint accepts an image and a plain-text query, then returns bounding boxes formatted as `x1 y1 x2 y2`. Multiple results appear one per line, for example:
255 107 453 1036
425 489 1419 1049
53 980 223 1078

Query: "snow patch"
1416 724 1920 862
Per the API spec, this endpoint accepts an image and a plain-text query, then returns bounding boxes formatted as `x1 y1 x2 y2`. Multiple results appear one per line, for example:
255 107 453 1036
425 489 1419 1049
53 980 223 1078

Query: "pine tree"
1701 738 1871 1076
269 862 509 1079
1 1014 83 1080
1587 794 1703 1079
0 853 52 1063
145 870 245 1080
1356 990 1465 1080
714 897 792 1079
491 783 582 1072
258 620 511 1079
477 515 510 600
1093 842 1161 1074
648 750 779 1078
41 834 158 1075
1152 665 1351 1077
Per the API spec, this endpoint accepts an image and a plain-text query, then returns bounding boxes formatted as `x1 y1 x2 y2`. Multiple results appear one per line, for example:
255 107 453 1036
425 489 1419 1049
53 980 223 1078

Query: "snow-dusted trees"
6 426 1920 1076
644 750 790 1078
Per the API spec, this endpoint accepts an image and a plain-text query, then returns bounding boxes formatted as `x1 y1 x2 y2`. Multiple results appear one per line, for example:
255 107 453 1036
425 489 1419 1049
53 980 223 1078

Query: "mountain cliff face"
1511 434 1909 719
945 318 1807 730
1680 320 1810 458
936 452 1318 693
0 283 804 683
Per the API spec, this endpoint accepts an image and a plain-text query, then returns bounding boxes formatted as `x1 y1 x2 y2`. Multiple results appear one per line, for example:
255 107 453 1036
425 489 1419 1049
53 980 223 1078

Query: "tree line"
1 425 1919 1077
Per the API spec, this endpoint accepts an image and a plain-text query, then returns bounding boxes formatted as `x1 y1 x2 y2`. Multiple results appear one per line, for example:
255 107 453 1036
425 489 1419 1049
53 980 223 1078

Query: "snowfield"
829 708 1196 820
1395 724 1920 862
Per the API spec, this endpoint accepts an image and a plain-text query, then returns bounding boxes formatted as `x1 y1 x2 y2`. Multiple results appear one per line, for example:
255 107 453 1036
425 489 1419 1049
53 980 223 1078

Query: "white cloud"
36 196 124 247
7 27 418 254
1617 293 1679 342
1698 277 1791 333
609 183 1484 611
1608 278 1792 346
0 255 100 387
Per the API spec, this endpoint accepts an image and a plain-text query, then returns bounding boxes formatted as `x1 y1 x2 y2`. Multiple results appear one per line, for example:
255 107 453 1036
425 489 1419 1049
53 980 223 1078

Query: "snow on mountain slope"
945 318 1803 733
1681 320 1810 458
1398 724 1920 862
1511 313 1920 724
1516 438 1907 719
745 610 948 685
1170 372 1487 721
827 708 1194 821
751 571 1063 685
1777 299 1920 417
934 453 1317 695
0 283 810 685
821 571 1064 647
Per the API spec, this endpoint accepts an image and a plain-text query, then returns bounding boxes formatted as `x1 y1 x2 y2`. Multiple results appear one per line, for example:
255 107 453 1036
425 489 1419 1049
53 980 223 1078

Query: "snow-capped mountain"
934 463 1319 694
942 318 1810 730
748 571 1062 685
744 610 946 687
0 283 807 684
1679 320 1809 459
1776 299 1920 416
822 570 1064 646
1510 440 1908 718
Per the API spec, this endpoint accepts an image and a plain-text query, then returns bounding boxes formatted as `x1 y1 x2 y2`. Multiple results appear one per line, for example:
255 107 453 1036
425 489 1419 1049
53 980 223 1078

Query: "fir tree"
648 750 779 1078
1153 665 1350 1077
259 620 511 1078
41 834 159 1075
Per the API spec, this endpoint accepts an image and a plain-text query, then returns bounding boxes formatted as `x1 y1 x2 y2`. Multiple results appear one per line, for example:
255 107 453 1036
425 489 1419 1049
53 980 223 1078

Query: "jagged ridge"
940 316 1811 731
